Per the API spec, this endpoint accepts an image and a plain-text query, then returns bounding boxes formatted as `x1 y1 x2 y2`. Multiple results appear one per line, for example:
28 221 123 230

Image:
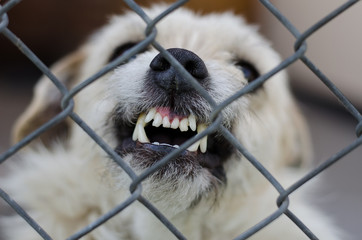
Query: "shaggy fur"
1 6 341 240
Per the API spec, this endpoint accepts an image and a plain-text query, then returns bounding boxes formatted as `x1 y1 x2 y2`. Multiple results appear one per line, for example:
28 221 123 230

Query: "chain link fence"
1 0 361 239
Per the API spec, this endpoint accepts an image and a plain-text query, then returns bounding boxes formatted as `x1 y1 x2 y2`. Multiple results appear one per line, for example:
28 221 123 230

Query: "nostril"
150 55 170 72
185 60 208 80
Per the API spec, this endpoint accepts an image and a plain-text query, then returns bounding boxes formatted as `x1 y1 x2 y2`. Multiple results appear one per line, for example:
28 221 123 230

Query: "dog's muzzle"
131 48 209 152
114 48 233 181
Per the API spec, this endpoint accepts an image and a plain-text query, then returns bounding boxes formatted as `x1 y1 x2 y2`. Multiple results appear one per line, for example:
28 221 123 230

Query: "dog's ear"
12 49 86 146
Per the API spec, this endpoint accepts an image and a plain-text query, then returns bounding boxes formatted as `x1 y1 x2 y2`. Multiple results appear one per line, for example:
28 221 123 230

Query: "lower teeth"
151 142 180 149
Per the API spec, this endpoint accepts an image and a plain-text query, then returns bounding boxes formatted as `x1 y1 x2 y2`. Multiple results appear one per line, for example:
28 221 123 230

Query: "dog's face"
14 6 309 215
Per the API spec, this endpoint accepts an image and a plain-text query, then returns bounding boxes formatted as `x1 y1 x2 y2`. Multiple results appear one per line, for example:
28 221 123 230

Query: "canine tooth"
145 108 156 123
152 113 162 127
188 115 196 131
137 113 147 126
173 145 180 149
137 113 149 143
132 113 147 141
153 142 160 145
162 116 171 128
200 136 207 153
171 118 180 129
137 123 149 143
179 118 188 132
187 140 200 152
132 124 139 141
197 123 207 133
197 123 208 153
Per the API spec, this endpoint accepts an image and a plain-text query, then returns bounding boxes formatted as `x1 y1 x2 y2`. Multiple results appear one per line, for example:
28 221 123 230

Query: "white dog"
1 5 341 240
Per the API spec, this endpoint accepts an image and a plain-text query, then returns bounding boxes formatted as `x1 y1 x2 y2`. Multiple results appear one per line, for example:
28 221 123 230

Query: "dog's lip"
114 107 234 176
141 141 189 156
117 137 224 169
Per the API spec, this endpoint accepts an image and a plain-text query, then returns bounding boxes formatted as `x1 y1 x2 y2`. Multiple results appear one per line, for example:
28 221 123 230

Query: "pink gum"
156 107 187 122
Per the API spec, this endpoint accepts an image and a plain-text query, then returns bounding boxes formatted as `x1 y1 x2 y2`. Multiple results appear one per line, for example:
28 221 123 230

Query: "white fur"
1 6 342 240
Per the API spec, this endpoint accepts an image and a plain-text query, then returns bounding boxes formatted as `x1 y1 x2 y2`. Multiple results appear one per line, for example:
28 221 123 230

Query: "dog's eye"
235 60 259 83
108 42 139 63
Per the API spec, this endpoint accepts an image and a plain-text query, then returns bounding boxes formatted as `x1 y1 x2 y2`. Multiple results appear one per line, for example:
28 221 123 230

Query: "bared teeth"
187 140 200 152
188 115 197 131
152 112 163 127
145 108 156 123
198 124 208 153
132 108 208 153
179 118 188 132
132 113 150 143
162 116 171 128
171 118 179 129
186 123 208 153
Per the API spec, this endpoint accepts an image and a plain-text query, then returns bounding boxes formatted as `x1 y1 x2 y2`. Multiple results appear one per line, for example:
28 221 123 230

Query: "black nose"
149 48 208 93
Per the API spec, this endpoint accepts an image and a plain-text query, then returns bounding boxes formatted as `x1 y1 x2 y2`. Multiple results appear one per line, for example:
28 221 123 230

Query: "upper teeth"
132 107 208 153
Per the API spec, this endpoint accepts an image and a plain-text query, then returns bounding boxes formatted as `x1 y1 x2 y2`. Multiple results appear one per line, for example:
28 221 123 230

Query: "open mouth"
114 106 233 180
132 107 208 153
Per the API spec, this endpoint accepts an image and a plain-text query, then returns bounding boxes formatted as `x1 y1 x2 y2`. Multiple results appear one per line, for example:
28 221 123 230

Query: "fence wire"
0 0 361 239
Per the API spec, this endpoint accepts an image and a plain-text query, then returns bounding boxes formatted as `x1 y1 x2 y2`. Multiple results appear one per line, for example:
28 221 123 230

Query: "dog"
1 5 341 240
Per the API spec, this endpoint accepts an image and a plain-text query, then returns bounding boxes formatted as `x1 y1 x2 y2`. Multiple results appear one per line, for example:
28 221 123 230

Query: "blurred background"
0 0 361 239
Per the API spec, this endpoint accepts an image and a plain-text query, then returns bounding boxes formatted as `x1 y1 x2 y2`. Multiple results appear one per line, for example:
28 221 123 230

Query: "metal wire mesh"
0 0 361 239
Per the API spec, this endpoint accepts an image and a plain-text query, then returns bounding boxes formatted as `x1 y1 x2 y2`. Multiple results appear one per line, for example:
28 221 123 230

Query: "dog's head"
14 6 310 214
